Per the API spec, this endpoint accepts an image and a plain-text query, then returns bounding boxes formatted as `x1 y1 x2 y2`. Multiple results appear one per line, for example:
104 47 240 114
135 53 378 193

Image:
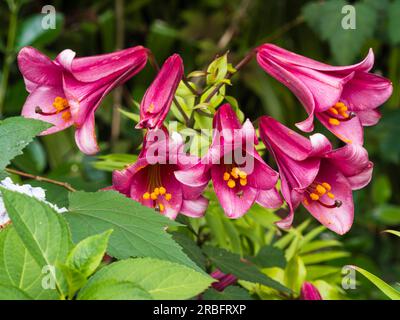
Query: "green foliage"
16 13 65 49
202 286 253 300
66 190 200 271
0 226 59 299
303 0 377 64
350 265 400 300
78 258 214 300
203 245 291 294
0 117 51 171
0 187 72 298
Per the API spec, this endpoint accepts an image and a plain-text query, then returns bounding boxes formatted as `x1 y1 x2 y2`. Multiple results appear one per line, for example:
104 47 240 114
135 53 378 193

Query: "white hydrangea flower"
0 177 68 228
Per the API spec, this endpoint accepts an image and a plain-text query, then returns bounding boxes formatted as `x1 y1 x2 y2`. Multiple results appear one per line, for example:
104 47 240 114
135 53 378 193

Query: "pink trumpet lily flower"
259 116 373 235
256 44 393 144
137 54 183 129
18 46 149 154
111 129 208 219
176 104 282 219
300 282 323 300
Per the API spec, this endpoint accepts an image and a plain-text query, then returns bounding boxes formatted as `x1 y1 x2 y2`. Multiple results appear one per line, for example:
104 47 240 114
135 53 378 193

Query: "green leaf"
118 108 140 123
349 265 400 300
303 0 377 64
250 246 286 268
0 226 59 299
58 264 87 299
206 53 228 85
16 14 65 49
0 117 51 171
373 205 400 225
388 0 400 45
78 258 213 300
284 256 306 295
0 188 73 297
203 246 291 294
383 230 400 238
300 240 342 254
92 153 137 172
372 175 392 205
66 230 112 278
202 286 253 300
78 280 152 300
172 232 206 271
301 251 349 265
0 284 32 300
66 191 200 271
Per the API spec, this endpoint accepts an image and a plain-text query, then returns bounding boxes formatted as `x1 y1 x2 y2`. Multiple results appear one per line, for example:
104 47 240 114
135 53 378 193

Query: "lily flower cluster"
18 43 392 234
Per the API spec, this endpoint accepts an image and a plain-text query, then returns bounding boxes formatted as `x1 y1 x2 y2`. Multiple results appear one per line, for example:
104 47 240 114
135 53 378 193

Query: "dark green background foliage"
0 0 399 299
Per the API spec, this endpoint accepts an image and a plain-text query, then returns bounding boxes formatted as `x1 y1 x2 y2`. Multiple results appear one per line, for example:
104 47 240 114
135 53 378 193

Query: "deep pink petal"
326 144 373 190
259 116 313 161
211 164 258 218
138 54 183 129
300 282 323 300
18 47 63 91
258 44 374 73
256 188 283 209
74 111 99 155
342 72 393 112
64 46 148 82
316 112 364 145
356 109 381 126
21 86 73 135
180 196 208 218
304 162 354 235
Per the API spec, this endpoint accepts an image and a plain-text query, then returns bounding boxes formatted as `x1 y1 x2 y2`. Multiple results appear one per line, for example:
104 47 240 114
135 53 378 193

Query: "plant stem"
173 97 190 126
203 50 256 104
0 5 18 117
182 76 199 96
5 168 77 192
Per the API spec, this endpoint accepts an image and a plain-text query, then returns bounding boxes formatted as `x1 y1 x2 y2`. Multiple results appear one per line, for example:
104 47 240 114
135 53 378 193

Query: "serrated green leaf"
250 245 286 269
0 188 72 297
0 226 59 299
78 280 152 300
172 232 206 271
202 286 253 300
0 117 51 171
66 230 112 278
203 246 291 294
78 258 213 300
349 265 400 300
66 191 200 271
0 284 32 300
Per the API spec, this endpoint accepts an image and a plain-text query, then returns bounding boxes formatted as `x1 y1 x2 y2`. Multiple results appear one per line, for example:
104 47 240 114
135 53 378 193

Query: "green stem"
0 5 18 117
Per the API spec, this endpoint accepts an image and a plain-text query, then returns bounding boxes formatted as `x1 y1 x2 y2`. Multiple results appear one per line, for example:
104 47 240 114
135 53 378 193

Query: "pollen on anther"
143 192 150 200
240 178 247 186
62 111 71 121
151 192 158 200
227 179 236 188
327 192 335 199
316 184 326 195
329 107 339 115
329 118 340 126
322 182 331 191
159 203 165 212
165 193 172 201
159 187 166 195
310 193 319 201
223 172 230 181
